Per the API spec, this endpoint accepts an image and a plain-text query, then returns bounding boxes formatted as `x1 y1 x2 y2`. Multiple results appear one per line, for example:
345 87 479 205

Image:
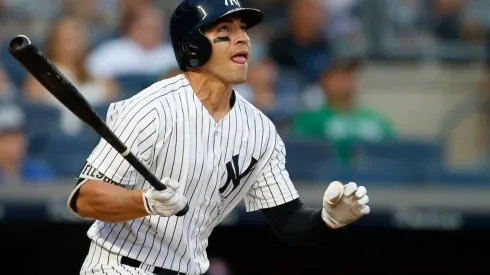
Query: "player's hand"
142 178 188 217
321 181 370 229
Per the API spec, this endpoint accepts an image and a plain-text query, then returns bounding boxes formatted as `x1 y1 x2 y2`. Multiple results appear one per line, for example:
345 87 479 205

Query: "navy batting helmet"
169 0 263 71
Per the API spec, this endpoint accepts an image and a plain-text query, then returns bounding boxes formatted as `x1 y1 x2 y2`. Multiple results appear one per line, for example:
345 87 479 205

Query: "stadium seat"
351 139 444 183
433 169 490 186
21 102 61 134
2 203 47 220
310 159 409 186
20 102 62 156
114 74 155 99
0 42 27 89
39 133 98 177
284 137 335 162
283 138 335 181
92 103 110 121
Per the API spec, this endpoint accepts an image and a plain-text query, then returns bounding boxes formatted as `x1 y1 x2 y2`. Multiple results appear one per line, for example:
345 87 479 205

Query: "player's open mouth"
231 51 248 64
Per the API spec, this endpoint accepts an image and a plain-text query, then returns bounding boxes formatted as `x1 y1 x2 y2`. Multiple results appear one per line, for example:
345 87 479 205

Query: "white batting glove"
142 178 188 217
321 181 370 229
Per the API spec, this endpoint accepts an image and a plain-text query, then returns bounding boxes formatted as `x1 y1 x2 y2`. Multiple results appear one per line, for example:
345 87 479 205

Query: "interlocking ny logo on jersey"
220 155 258 198
225 0 240 7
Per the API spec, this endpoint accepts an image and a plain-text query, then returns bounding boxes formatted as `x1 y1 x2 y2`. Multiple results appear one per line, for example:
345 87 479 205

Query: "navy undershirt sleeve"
261 198 335 246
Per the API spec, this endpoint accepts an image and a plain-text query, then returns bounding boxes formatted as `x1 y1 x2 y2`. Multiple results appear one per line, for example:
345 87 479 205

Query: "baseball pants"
80 241 204 275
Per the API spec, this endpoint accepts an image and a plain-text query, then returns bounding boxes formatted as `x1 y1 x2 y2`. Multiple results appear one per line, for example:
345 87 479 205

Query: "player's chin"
226 68 248 84
228 75 247 85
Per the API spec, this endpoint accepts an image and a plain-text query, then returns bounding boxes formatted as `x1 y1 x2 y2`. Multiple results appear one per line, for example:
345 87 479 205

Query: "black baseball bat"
8 35 189 217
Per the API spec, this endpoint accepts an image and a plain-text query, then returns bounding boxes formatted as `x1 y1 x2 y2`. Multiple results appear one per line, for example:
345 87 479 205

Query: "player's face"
202 16 251 85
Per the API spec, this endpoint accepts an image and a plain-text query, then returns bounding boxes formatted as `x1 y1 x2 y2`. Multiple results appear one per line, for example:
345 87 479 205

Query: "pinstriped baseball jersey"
73 74 299 275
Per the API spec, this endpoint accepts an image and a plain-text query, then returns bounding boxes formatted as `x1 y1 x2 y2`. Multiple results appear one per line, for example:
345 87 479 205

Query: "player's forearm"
262 199 334 246
76 180 148 222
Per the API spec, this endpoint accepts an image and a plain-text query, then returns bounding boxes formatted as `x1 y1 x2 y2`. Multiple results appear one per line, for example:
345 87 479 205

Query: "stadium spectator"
0 0 53 43
23 16 118 135
267 0 333 84
112 0 155 37
236 58 301 125
0 64 16 100
483 30 490 160
242 59 277 112
290 59 395 163
432 0 486 43
321 0 366 59
323 0 362 38
0 101 55 184
119 0 154 19
57 0 118 46
384 0 427 38
246 0 289 41
432 0 465 42
85 6 177 79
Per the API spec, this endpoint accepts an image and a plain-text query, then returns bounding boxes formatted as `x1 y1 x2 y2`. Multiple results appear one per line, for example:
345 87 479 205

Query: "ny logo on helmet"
225 0 240 7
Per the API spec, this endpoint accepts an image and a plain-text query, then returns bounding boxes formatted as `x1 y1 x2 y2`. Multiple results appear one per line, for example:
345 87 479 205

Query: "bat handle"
146 172 189 217
123 152 189 216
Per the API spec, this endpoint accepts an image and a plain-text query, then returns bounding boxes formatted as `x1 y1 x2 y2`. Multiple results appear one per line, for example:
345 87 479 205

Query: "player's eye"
219 25 229 32
240 24 247 31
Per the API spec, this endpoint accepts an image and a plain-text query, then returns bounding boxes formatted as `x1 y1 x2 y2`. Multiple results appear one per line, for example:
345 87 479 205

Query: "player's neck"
185 71 233 121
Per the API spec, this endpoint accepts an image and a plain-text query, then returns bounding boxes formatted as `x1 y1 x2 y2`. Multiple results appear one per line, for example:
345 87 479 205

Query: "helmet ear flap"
181 44 198 57
180 32 212 69
179 43 200 68
187 44 201 67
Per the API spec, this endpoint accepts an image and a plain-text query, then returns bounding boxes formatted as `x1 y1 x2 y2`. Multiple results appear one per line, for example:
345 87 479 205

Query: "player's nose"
234 30 250 45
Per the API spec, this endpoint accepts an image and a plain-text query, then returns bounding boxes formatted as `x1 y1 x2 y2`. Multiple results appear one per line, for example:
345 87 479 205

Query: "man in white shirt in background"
86 5 177 78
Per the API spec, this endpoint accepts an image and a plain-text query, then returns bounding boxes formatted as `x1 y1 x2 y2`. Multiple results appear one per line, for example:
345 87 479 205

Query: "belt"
121 256 185 275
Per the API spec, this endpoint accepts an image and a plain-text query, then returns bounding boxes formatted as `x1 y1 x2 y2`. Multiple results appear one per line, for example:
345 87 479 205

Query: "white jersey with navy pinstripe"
72 74 299 275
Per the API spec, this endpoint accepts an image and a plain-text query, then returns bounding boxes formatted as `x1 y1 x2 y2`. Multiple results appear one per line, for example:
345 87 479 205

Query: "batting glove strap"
142 191 158 216
321 208 343 229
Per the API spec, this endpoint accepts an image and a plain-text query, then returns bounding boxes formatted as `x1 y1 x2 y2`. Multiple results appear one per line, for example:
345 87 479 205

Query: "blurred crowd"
0 0 489 188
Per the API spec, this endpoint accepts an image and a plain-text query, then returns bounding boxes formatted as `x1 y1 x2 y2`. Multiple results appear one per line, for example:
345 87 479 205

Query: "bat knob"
9 35 31 53
175 203 190 217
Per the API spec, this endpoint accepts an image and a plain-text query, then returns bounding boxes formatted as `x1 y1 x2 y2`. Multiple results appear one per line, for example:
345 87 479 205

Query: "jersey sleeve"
82 101 161 185
244 134 299 212
66 101 162 218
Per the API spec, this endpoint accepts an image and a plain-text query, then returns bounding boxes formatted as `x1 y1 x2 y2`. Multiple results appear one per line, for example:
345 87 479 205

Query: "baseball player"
67 1 370 274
